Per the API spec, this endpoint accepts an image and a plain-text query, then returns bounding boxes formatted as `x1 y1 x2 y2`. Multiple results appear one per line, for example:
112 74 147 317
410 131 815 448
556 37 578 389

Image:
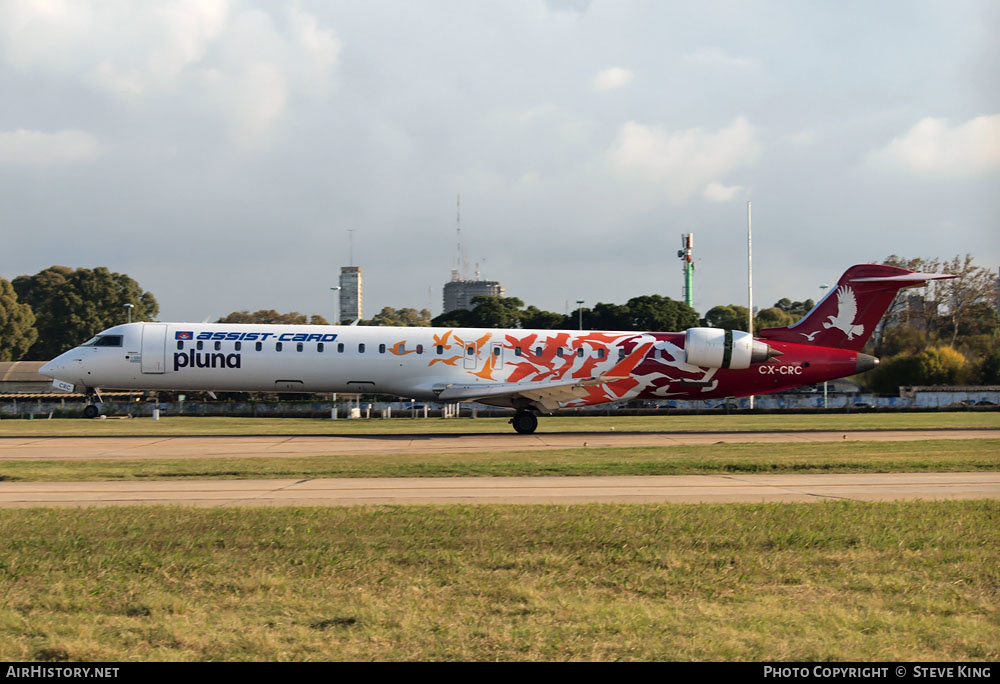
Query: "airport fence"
1 391 997 420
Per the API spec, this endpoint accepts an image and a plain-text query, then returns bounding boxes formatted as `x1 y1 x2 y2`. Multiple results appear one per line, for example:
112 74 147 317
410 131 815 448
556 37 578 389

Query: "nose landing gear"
83 388 104 419
510 410 538 434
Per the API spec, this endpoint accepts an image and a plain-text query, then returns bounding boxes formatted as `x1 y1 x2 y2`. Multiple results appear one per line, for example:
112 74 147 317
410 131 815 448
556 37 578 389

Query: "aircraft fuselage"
41 321 868 406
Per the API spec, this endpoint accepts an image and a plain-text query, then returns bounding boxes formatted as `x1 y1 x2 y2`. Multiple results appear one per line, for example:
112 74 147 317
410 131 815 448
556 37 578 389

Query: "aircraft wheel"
511 411 538 434
83 404 100 419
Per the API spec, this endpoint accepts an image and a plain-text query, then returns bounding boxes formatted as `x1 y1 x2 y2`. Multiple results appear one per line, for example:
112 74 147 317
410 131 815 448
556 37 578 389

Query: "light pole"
819 284 830 409
330 286 342 324
576 300 584 330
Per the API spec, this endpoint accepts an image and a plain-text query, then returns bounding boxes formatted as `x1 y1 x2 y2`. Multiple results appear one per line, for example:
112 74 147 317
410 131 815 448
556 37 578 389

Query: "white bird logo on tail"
822 285 864 339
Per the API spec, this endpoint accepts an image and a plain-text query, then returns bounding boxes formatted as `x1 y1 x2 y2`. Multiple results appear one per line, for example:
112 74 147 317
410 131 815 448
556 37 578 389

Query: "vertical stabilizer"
757 264 955 352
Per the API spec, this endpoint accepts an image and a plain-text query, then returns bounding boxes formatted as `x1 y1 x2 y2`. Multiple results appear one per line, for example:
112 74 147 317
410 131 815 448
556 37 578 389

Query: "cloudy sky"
1 0 998 324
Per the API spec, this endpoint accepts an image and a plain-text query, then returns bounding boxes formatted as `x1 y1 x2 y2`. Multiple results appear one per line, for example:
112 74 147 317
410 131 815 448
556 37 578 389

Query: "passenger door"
141 324 167 374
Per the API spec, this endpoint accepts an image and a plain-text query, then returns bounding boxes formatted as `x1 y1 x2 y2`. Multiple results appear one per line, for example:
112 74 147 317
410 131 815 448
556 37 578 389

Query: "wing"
435 375 628 413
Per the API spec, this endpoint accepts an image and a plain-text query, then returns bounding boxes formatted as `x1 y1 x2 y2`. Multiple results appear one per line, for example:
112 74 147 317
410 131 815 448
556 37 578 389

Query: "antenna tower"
455 194 469 281
677 233 694 308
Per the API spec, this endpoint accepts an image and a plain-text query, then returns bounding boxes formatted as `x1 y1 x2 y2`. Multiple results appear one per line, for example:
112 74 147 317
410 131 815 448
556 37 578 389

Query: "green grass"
0 501 996 661
1 412 997 436
2 439 998 482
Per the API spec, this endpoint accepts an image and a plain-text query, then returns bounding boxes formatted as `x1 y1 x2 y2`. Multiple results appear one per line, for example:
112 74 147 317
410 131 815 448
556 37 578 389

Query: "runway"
1 428 997 461
0 472 997 507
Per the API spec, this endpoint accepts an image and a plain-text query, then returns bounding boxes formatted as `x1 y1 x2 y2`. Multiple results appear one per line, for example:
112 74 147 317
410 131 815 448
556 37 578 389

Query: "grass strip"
1 439 997 482
0 501 996 661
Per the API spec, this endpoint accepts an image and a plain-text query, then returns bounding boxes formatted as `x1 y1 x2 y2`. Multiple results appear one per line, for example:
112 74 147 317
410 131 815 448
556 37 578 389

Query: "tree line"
0 266 158 361
3 255 996 390
863 255 999 390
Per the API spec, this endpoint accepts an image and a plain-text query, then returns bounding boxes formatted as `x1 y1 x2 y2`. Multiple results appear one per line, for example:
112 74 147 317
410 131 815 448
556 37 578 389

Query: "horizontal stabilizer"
849 271 955 284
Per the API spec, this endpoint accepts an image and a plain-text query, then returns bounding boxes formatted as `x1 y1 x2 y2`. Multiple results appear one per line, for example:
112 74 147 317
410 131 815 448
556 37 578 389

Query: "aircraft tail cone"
856 354 879 374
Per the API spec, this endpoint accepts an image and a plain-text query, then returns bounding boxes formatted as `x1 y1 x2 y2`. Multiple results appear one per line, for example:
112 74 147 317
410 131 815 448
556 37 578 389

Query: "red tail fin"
757 264 955 352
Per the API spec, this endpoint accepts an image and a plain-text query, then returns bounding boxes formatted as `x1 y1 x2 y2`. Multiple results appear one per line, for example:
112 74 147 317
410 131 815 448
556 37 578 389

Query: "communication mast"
677 233 694 308
454 194 469 282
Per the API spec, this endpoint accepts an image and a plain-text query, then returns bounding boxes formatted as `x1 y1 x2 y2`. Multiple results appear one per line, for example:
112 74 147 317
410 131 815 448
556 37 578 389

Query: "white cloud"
868 115 1000 177
0 1 340 144
0 0 230 96
683 48 758 72
511 104 560 124
608 116 760 203
592 67 633 91
0 129 103 167
703 182 745 202
215 61 289 144
544 0 592 15
784 129 817 146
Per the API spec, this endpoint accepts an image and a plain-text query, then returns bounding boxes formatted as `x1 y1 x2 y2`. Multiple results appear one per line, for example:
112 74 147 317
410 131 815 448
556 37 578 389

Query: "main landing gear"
83 388 103 419
510 410 538 435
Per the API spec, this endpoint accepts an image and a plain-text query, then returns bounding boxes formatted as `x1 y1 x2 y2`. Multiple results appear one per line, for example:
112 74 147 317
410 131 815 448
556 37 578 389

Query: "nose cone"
39 351 74 380
39 360 58 378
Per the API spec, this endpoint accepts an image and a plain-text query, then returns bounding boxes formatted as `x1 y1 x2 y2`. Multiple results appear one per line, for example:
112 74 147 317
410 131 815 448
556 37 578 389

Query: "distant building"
339 266 362 323
443 273 505 313
903 293 934 330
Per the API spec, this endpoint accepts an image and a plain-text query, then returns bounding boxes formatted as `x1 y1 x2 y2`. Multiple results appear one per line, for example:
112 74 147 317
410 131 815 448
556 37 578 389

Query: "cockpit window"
81 335 123 347
95 335 123 347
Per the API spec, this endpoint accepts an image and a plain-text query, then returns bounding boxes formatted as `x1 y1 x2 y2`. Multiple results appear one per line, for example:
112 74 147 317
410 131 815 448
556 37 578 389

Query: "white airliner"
39 264 953 433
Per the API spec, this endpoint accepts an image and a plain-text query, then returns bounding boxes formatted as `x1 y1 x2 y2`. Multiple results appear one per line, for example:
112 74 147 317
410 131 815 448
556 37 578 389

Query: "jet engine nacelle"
684 327 778 370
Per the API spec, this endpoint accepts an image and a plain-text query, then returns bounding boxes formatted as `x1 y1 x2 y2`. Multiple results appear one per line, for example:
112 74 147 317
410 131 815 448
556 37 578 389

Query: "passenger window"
416 344 423 354
235 342 242 351
437 345 443 354
276 342 283 352
337 343 344 353
214 341 221 351
318 343 324 352
597 349 605 359
577 348 584 358
618 348 626 360
493 347 500 356
379 344 386 354
515 347 522 356
255 342 262 352
467 346 474 355
535 346 542 356
296 343 303 352
197 341 204 351
557 348 563 358
176 341 184 350
359 343 365 353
